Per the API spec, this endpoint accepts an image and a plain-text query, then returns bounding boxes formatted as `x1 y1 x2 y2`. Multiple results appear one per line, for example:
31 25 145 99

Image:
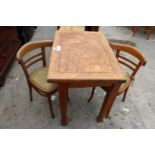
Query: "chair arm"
109 42 147 66
16 40 53 61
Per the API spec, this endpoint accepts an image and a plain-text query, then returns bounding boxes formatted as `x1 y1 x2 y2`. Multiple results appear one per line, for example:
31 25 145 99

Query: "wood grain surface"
47 30 126 83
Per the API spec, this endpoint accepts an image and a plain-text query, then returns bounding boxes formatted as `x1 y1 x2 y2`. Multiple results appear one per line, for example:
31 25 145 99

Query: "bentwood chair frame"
16 40 57 118
88 43 146 117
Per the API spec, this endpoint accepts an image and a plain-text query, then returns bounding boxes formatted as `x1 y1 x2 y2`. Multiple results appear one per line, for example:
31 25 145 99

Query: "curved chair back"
110 42 146 77
16 40 56 119
16 40 53 81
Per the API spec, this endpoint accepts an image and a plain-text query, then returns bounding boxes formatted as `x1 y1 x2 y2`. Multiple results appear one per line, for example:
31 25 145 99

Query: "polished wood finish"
0 26 35 87
16 40 57 118
88 43 146 117
0 27 21 86
47 30 126 125
47 30 126 83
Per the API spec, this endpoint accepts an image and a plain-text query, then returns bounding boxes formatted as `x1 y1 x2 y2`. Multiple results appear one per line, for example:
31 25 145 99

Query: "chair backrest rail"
110 42 146 79
24 53 42 64
118 55 137 67
41 47 46 66
118 60 135 71
25 57 43 68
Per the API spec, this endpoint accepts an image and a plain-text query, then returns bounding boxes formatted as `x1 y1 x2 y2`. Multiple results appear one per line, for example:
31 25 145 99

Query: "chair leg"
122 87 129 102
28 84 33 102
88 87 96 102
132 26 138 36
47 95 55 118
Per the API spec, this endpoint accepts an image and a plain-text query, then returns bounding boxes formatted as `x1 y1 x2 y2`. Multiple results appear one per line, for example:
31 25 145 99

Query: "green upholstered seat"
29 67 58 92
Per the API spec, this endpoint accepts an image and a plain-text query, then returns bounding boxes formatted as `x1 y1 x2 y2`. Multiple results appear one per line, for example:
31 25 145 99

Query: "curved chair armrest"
109 42 147 66
16 40 53 61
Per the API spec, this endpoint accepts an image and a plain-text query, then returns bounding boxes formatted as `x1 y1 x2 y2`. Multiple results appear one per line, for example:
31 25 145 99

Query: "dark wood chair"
16 40 58 118
88 43 146 117
132 26 155 40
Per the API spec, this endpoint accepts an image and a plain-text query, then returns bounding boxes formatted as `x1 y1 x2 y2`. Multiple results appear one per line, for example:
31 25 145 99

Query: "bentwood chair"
16 40 58 118
88 43 146 117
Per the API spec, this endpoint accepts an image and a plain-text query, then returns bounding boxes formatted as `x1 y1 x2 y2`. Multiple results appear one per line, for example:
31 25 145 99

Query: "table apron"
57 81 123 88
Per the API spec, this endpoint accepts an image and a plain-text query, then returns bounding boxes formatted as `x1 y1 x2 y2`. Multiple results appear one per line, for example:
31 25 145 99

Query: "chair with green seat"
88 43 146 117
16 40 58 118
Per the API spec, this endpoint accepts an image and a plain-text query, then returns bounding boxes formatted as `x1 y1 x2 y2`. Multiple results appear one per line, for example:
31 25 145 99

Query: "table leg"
97 83 121 122
59 83 68 126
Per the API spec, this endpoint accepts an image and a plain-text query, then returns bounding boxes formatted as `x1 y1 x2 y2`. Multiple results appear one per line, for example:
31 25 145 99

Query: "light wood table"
47 30 126 126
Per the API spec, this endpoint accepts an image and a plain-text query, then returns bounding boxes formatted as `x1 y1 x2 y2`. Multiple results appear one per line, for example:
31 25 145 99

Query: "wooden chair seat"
29 67 58 92
16 40 57 118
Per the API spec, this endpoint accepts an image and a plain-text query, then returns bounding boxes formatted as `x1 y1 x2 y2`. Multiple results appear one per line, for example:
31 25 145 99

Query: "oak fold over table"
47 30 126 126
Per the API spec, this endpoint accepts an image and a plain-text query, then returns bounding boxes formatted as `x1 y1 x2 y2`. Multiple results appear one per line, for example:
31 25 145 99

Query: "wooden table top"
47 30 126 83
